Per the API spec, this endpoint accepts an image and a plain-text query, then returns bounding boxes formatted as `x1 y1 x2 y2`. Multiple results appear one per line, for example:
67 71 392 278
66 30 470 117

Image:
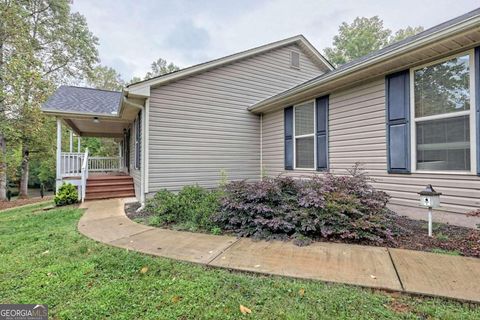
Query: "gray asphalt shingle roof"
42 86 122 116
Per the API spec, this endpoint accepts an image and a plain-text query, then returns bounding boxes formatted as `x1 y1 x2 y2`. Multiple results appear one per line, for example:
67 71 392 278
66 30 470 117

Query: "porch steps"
85 176 135 200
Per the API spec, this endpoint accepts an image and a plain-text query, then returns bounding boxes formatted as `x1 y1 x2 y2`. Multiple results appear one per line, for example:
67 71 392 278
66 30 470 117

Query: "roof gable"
126 35 333 97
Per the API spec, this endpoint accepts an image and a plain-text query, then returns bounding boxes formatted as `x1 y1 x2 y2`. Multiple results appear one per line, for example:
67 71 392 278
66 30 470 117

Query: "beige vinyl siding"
262 77 480 214
149 44 323 192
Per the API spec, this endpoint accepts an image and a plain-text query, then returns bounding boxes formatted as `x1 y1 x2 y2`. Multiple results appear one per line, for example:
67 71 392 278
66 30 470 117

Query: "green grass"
1 205 479 319
430 248 462 256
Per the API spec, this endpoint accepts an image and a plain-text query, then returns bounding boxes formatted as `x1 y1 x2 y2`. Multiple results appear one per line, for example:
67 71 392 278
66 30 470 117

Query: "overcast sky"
71 0 479 81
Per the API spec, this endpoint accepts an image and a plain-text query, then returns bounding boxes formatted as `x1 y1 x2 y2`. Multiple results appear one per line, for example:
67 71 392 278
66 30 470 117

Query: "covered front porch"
42 86 146 202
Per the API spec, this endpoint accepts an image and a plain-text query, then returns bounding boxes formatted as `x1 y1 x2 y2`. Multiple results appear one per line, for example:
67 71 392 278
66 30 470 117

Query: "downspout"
260 113 263 180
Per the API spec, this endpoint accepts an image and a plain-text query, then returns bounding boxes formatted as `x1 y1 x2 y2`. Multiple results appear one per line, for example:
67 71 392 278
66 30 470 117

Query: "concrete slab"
78 215 154 243
209 238 402 291
110 228 238 264
79 199 125 221
389 248 480 302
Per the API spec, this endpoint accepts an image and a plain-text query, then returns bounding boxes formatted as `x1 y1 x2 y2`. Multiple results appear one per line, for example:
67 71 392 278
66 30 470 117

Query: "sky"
71 0 480 81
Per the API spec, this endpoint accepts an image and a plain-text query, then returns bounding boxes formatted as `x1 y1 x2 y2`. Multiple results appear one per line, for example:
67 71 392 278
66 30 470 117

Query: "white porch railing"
61 152 85 177
88 157 123 172
81 149 89 202
60 153 124 177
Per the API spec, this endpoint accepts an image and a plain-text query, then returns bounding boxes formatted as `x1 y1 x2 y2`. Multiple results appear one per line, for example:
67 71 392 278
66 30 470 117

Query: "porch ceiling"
64 117 131 138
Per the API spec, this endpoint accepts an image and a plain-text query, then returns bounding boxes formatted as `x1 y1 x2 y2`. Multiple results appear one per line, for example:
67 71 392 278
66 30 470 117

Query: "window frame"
293 99 316 170
409 49 477 174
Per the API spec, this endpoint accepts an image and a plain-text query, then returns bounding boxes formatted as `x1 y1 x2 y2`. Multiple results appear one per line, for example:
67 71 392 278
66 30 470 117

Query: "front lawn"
1 204 479 319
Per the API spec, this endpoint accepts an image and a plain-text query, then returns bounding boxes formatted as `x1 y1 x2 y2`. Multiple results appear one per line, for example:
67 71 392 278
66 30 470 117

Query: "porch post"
77 136 81 152
69 130 73 152
56 118 62 192
118 142 122 171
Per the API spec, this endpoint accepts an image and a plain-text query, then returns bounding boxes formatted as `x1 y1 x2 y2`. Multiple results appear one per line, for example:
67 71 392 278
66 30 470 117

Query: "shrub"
54 183 78 206
145 185 220 231
214 165 397 245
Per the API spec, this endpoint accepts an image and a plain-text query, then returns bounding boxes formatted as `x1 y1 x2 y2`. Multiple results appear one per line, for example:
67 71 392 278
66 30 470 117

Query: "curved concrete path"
79 199 480 303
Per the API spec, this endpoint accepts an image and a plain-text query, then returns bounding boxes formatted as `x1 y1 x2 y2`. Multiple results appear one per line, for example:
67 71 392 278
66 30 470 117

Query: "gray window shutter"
284 106 293 170
386 70 410 173
475 47 480 175
316 96 328 171
135 111 142 169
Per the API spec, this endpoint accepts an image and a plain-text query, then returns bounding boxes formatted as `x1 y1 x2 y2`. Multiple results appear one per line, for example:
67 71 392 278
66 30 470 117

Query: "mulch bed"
0 196 53 211
387 215 480 258
125 202 480 258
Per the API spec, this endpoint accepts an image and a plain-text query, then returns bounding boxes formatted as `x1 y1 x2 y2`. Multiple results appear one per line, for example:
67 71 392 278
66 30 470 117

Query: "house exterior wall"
261 77 480 214
148 44 325 192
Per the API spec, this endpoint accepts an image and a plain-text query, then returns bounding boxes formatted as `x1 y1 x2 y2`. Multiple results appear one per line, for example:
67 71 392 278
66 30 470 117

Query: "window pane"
296 136 314 168
295 102 314 136
416 116 470 171
414 54 470 117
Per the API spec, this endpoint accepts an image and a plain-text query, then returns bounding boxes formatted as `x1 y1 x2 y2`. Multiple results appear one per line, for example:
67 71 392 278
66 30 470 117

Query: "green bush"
54 183 79 206
145 185 220 232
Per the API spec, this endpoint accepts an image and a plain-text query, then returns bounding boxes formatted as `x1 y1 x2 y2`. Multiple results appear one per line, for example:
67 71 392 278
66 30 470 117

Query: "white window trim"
409 49 476 175
290 50 301 70
293 100 316 170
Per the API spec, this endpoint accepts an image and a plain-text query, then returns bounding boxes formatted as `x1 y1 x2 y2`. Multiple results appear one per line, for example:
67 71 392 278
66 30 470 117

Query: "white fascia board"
126 35 330 92
249 14 480 112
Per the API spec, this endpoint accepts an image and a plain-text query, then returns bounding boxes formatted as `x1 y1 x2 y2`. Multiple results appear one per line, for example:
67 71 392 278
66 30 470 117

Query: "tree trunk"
18 145 29 199
0 134 6 201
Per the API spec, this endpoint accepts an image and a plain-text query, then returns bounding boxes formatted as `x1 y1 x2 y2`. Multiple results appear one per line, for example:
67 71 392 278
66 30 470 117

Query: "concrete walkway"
79 199 480 303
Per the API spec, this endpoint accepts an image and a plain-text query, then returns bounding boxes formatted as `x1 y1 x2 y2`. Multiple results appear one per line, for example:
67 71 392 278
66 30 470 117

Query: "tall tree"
324 16 423 67
3 0 98 198
144 58 179 80
0 1 31 200
87 65 124 91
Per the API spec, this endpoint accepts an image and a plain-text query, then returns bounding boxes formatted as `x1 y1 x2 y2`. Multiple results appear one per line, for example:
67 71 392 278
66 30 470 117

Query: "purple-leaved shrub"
214 165 398 245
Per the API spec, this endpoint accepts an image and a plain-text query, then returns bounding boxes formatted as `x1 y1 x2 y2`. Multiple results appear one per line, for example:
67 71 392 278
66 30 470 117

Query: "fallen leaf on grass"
239 305 252 315
140 266 148 274
298 288 305 297
42 250 49 255
171 296 182 303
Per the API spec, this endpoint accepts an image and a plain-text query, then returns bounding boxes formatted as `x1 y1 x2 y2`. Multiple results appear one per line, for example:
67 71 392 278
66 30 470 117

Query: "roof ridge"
127 35 332 88
61 85 122 94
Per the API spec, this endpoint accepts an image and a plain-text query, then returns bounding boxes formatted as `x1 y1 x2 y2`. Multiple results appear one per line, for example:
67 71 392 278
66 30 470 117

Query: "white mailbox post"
418 184 442 237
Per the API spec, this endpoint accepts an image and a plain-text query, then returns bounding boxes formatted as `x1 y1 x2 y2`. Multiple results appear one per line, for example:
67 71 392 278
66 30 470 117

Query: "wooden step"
87 175 132 181
86 180 134 187
84 190 135 200
86 185 134 193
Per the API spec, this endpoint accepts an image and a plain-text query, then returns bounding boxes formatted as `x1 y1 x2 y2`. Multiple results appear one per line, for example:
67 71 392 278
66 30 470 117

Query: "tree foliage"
324 16 424 67
0 0 99 198
87 65 124 91
144 58 180 80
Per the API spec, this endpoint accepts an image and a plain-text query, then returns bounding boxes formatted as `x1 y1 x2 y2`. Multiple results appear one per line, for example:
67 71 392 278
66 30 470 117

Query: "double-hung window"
294 101 315 169
411 52 476 173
